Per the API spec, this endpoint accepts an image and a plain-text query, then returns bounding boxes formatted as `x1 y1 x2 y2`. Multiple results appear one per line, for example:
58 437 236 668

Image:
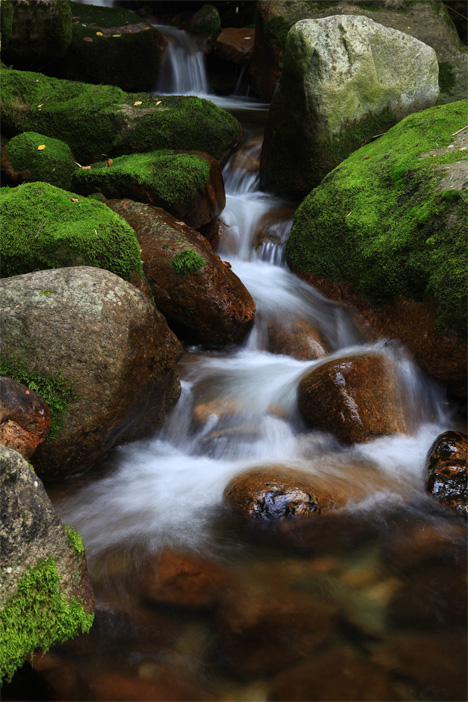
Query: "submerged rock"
106 200 256 347
0 267 183 482
0 378 51 460
0 446 94 684
425 431 467 517
261 14 438 197
266 315 329 360
298 353 408 444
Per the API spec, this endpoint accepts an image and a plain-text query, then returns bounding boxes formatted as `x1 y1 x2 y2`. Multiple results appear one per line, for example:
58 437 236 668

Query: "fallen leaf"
346 210 353 217
155 100 162 106
112 34 121 37
96 31 103 36
106 158 113 168
37 103 44 108
83 36 93 42
134 100 142 106
175 221 185 226
82 165 92 170
71 197 79 202
37 145 46 150
244 36 251 39
363 156 370 160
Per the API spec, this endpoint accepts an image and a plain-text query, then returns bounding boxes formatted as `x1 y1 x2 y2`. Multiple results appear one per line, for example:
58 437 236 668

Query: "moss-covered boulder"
0 182 146 291
75 150 225 229
46 2 165 92
261 15 438 198
286 100 467 391
1 132 78 190
0 446 94 684
0 266 183 482
1 0 72 70
0 68 243 165
188 4 221 38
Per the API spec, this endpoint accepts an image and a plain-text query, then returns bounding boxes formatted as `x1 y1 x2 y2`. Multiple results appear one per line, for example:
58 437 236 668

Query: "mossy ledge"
2 131 78 190
63 526 85 556
286 100 468 337
0 556 94 685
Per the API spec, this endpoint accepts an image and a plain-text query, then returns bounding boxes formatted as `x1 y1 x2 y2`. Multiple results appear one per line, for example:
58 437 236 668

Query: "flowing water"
36 28 466 702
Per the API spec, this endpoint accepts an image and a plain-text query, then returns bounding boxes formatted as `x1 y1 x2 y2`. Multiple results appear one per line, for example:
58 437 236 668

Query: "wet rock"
270 645 396 701
192 397 245 427
199 216 229 250
214 28 255 63
0 267 183 482
76 150 226 230
141 549 232 610
267 316 329 361
425 431 467 516
382 521 467 573
0 377 51 460
253 205 295 251
224 467 345 521
106 200 256 347
88 670 204 702
298 353 408 444
0 446 94 684
228 136 263 177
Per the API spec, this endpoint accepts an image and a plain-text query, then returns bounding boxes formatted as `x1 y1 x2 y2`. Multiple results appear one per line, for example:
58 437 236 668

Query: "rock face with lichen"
0 267 183 483
261 15 439 198
0 446 94 684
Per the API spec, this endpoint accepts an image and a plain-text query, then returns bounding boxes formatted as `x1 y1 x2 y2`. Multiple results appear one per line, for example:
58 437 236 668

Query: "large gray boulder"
0 446 94 684
0 267 183 482
261 14 439 198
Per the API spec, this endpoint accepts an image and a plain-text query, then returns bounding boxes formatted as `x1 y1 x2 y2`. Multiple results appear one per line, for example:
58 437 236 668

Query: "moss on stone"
188 4 221 37
0 0 14 48
0 355 78 441
63 526 85 556
74 150 211 207
438 61 457 93
0 557 93 685
4 131 77 190
286 100 468 337
0 68 242 164
0 181 144 283
172 250 206 275
264 15 292 50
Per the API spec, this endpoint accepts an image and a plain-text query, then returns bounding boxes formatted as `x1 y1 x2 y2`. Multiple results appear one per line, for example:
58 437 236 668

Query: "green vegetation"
74 150 212 206
0 355 78 441
172 250 206 275
265 16 292 50
438 61 457 94
3 131 77 190
188 4 221 37
0 68 242 163
0 181 144 283
63 526 85 556
0 557 93 685
286 100 468 337
69 0 142 28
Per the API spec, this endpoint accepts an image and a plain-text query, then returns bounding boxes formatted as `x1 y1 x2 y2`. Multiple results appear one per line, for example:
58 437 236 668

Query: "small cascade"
78 0 115 5
153 25 210 95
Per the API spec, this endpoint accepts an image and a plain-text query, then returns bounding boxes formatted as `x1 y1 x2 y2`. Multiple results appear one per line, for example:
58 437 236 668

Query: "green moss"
38 289 57 297
172 250 206 275
4 131 77 190
438 62 457 94
188 4 221 37
0 181 144 283
0 557 93 685
68 0 142 29
74 150 211 207
286 100 468 337
0 0 14 47
265 16 292 50
63 526 85 556
0 355 78 441
0 68 242 163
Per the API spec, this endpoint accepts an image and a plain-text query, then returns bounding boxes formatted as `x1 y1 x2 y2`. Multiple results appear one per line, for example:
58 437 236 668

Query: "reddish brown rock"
214 28 255 63
253 205 295 251
141 549 232 610
198 216 229 250
227 136 263 176
106 199 256 347
0 377 51 459
192 396 245 427
224 467 346 521
270 645 395 701
425 431 467 517
267 316 329 361
89 670 204 702
298 353 408 444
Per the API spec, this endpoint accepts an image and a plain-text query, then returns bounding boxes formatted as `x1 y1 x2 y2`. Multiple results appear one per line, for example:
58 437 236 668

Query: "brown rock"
224 467 346 521
270 645 395 701
0 377 51 459
192 396 245 427
106 199 256 347
425 431 467 516
267 316 329 360
89 670 204 702
298 353 408 444
253 205 295 251
198 216 228 250
214 28 255 63
141 549 232 610
227 136 263 176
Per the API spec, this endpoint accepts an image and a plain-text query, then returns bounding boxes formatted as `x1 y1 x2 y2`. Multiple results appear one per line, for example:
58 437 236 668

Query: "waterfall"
153 25 210 96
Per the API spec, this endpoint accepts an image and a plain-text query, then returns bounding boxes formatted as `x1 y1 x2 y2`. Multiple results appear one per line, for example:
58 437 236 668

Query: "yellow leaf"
134 101 142 106
37 145 46 150
96 31 103 36
155 100 162 106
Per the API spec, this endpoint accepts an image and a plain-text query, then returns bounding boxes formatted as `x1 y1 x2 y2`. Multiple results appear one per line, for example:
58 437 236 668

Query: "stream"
42 24 467 702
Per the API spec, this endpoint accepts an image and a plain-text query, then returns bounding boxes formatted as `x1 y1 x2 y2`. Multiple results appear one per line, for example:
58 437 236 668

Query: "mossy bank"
1 131 77 190
286 100 468 338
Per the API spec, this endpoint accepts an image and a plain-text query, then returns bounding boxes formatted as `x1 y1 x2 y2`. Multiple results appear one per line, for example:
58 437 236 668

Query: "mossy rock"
188 4 221 38
0 68 243 164
1 131 78 190
45 2 165 92
1 0 72 70
286 100 468 338
0 181 145 287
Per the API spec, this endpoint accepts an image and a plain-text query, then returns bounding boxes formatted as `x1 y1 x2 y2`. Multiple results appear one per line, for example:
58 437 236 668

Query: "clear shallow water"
37 28 467 702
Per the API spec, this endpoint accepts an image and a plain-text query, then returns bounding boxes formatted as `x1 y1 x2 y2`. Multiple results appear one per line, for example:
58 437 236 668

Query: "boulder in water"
266 316 329 361
298 353 408 444
0 446 94 684
106 199 256 347
425 430 467 517
0 378 51 460
0 267 183 482
261 14 438 197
